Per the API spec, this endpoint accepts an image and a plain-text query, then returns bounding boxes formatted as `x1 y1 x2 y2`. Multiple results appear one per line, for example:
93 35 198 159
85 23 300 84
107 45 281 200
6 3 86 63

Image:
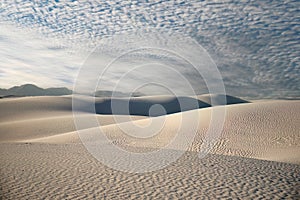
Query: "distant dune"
0 93 248 117
78 94 248 116
93 96 210 116
94 90 145 97
0 95 299 199
196 94 248 105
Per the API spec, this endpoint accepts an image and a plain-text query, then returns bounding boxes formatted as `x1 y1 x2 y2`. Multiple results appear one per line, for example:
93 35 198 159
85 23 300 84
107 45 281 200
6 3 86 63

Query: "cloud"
0 23 84 88
0 0 299 99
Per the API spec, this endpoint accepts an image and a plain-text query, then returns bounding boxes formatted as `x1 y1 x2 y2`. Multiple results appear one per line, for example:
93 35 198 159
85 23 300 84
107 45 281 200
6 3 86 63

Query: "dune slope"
77 100 300 164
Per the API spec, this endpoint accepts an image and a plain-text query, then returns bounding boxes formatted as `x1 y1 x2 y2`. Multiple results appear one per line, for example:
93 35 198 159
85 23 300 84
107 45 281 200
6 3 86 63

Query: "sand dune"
0 95 299 199
196 94 248 105
92 94 248 116
94 96 209 116
0 96 72 122
60 100 300 164
1 96 299 164
0 96 147 142
0 114 146 143
1 96 298 164
0 94 246 120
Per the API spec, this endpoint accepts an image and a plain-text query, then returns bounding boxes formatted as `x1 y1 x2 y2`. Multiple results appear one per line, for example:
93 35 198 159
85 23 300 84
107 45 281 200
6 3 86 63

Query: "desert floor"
0 95 299 199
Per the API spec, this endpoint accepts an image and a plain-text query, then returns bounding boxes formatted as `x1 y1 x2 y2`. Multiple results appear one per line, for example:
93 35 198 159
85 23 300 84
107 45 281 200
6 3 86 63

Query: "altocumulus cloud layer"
0 0 299 99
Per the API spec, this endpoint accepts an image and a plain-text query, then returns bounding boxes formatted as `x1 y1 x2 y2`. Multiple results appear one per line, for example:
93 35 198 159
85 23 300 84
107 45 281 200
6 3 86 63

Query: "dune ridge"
0 94 248 119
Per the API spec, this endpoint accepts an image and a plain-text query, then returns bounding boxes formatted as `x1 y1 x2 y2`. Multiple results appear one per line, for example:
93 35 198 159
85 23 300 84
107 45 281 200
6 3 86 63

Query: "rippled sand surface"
0 96 299 199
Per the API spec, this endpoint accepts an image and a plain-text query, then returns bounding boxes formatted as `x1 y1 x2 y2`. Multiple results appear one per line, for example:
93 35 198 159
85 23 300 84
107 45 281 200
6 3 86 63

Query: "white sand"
0 96 299 199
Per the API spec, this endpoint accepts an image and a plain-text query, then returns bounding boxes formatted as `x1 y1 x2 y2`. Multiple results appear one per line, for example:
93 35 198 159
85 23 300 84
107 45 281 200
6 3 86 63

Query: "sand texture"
0 96 299 199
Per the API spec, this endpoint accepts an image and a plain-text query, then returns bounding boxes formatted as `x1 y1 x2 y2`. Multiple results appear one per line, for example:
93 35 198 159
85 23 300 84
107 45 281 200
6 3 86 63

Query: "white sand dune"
0 96 148 142
0 96 299 163
76 94 247 116
0 94 247 121
0 95 299 199
35 99 299 164
0 114 147 143
0 94 245 142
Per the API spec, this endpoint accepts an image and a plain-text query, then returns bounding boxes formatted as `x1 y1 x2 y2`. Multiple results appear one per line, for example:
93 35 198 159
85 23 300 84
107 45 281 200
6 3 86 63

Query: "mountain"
0 84 72 97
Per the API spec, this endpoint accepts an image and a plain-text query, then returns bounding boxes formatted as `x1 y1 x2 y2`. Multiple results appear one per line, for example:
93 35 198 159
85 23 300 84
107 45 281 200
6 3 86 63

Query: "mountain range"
0 84 72 97
0 84 145 98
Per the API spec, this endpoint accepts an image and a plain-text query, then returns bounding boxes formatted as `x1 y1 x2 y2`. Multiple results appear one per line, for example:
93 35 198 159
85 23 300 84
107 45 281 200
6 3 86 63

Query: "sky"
0 0 299 99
